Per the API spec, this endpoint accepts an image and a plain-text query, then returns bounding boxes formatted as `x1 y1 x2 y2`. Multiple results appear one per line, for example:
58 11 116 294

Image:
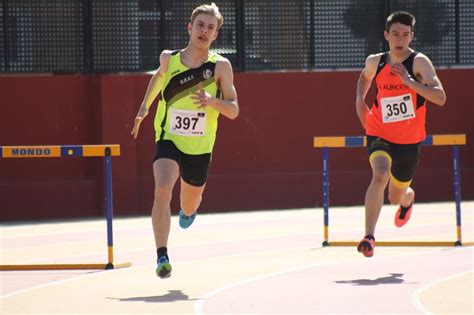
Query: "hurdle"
313 134 473 247
0 145 132 270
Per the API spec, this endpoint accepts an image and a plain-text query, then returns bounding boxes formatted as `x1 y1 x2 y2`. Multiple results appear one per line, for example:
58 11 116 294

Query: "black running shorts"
367 136 421 187
153 140 211 187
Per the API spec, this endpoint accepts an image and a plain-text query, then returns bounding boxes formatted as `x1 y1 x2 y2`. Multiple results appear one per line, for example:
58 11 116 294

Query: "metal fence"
1 0 473 73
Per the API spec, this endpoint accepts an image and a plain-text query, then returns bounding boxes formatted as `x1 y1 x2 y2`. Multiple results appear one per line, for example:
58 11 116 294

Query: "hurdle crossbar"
0 145 132 270
313 134 470 247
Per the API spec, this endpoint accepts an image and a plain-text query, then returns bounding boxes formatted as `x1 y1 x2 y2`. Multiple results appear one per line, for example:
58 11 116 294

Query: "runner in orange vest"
355 11 446 257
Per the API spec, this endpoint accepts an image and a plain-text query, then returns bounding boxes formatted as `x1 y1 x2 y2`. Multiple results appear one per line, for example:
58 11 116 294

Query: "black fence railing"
1 0 473 74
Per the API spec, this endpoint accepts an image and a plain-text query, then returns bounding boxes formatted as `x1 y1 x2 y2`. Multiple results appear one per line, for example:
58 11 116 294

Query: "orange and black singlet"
366 51 427 144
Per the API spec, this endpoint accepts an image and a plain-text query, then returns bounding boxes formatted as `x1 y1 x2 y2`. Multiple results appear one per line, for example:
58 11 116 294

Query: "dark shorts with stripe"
153 140 211 187
367 136 421 184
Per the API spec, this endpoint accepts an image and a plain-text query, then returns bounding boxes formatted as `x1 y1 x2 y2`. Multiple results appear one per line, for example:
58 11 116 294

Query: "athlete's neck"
180 46 209 69
388 49 413 64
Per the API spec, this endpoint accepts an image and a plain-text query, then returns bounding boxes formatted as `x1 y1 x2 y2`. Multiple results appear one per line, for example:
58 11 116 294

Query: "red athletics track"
1 202 473 314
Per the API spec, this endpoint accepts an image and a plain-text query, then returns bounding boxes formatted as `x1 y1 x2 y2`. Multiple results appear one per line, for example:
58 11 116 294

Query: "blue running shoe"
179 210 197 229
156 256 172 279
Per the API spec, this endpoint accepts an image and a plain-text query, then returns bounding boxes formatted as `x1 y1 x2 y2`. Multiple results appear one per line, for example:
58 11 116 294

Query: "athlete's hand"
356 99 369 129
131 117 144 139
131 108 148 139
391 63 411 85
190 82 215 109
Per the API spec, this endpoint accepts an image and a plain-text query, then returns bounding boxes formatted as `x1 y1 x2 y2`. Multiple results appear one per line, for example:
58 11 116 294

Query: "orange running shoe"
357 235 375 257
395 194 415 228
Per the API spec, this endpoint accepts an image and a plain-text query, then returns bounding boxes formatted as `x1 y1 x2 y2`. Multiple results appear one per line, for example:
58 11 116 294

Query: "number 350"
386 102 407 117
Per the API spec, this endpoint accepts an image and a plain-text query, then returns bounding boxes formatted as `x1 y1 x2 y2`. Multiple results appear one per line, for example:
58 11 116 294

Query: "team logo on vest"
377 83 408 91
203 69 212 80
180 74 194 85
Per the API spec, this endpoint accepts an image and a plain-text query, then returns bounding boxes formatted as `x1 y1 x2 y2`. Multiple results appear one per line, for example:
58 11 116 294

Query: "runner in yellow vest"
131 3 239 279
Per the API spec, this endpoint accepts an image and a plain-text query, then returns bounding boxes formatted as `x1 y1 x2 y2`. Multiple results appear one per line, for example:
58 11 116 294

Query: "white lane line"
0 269 115 300
3 221 464 256
0 231 318 264
0 244 316 300
194 247 473 315
412 269 474 314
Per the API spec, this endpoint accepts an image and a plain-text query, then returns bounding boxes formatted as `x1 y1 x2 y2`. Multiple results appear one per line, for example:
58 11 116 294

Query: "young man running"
355 11 446 257
131 3 239 277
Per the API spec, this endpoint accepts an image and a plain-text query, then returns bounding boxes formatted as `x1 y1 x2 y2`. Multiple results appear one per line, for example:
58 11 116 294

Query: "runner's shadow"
109 290 199 303
335 273 407 286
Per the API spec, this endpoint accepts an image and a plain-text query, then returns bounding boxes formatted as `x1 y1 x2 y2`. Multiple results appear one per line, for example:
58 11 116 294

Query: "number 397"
174 116 199 130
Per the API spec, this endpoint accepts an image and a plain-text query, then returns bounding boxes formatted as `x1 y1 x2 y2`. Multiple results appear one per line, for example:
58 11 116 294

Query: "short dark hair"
385 11 416 32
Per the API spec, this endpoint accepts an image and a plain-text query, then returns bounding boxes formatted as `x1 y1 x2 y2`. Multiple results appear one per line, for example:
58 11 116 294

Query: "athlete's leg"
152 158 179 248
387 143 417 207
178 151 210 226
180 179 205 216
388 182 414 208
358 153 390 257
390 182 415 228
389 178 415 228
364 152 391 236
388 143 419 227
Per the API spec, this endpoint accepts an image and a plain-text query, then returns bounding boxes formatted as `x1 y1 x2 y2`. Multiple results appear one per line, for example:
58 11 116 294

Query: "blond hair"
190 3 224 30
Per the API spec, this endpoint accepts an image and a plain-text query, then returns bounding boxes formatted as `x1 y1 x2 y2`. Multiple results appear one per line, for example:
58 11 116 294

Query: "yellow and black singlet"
154 51 222 155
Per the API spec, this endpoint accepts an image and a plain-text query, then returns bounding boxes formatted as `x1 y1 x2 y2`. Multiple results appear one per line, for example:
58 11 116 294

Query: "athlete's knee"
371 168 390 186
154 183 173 203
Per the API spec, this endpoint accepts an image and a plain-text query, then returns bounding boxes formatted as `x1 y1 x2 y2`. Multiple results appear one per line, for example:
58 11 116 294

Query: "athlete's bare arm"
131 50 172 139
191 57 239 120
390 54 446 106
356 54 379 129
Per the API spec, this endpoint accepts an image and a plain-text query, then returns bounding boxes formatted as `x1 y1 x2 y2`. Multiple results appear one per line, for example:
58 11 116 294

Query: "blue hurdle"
0 144 132 270
313 134 472 247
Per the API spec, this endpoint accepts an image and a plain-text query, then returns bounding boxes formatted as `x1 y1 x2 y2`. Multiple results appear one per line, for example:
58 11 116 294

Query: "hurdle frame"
0 145 132 270
313 134 473 247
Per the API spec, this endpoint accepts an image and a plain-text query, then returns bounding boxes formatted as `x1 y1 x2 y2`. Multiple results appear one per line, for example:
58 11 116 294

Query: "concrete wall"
0 69 472 220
